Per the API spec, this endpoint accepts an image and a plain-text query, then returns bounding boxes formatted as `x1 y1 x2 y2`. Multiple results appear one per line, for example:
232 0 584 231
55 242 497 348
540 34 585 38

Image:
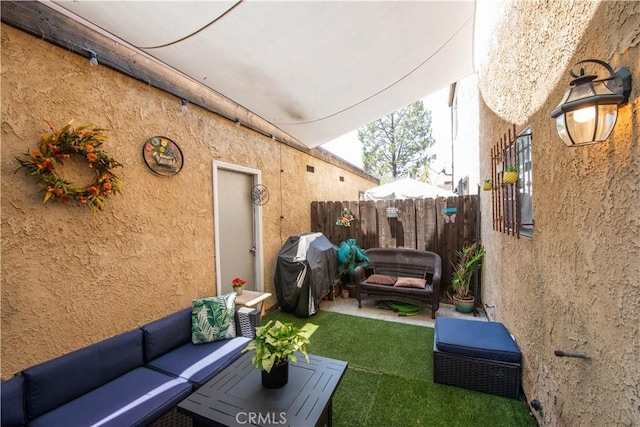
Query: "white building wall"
452 73 480 195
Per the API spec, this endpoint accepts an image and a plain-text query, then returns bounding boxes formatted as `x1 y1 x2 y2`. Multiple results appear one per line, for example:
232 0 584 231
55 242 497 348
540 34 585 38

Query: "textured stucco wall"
477 1 640 425
0 25 375 377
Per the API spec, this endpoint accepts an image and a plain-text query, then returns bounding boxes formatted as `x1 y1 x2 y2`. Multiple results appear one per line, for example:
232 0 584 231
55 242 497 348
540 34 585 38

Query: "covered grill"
274 232 337 317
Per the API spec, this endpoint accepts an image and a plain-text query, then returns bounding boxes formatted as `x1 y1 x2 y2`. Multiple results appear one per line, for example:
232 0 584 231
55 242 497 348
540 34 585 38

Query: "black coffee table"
177 351 348 427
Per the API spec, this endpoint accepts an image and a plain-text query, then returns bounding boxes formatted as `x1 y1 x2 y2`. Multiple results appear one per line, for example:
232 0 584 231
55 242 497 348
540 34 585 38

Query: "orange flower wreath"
15 120 123 215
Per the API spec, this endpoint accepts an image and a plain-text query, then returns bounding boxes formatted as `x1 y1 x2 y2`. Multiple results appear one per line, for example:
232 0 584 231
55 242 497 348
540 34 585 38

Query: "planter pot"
262 360 288 389
348 284 357 298
452 295 475 313
503 171 518 184
234 287 243 296
341 289 350 299
482 181 492 191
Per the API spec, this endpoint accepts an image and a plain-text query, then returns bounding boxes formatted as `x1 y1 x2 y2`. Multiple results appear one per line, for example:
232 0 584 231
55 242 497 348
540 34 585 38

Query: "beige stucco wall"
477 1 640 425
0 25 375 377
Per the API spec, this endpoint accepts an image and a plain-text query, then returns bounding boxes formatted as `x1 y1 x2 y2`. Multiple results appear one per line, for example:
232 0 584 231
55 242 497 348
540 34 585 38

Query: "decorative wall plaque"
251 184 270 205
142 136 183 176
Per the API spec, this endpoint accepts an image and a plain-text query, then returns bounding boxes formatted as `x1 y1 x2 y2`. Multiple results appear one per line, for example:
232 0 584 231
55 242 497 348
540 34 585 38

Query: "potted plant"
482 179 492 191
337 238 369 297
503 166 518 184
450 242 486 313
232 277 246 295
243 320 311 389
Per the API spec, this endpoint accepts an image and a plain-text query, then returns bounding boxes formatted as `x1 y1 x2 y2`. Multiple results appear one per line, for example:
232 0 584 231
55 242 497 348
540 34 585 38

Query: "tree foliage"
359 101 436 181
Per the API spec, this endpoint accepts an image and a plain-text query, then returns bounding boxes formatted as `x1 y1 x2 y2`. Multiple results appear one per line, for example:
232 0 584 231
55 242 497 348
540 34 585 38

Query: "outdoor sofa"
354 247 442 319
1 304 259 427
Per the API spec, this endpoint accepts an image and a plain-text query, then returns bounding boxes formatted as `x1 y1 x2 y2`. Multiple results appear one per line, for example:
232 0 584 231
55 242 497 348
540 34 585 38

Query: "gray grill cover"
274 232 337 317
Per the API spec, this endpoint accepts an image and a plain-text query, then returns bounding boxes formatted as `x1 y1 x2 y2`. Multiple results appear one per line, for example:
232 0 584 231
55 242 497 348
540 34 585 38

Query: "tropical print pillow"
191 293 237 344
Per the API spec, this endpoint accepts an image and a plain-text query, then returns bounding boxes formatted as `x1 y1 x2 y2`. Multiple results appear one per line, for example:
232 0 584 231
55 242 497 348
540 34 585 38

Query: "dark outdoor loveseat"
1 306 259 427
354 248 442 319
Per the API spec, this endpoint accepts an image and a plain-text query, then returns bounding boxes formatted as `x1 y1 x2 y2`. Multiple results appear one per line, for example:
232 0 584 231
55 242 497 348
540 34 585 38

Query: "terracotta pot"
341 289 350 299
262 359 288 389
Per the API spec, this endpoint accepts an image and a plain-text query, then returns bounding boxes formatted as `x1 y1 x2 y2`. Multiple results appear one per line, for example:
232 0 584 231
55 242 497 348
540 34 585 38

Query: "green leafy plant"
242 320 312 373
505 166 518 173
450 242 486 299
337 238 369 277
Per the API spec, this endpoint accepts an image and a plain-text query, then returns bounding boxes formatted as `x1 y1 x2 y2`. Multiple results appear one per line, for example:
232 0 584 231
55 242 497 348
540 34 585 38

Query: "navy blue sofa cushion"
1 375 26 427
435 318 522 363
146 337 250 387
142 308 192 362
23 329 144 419
28 367 192 427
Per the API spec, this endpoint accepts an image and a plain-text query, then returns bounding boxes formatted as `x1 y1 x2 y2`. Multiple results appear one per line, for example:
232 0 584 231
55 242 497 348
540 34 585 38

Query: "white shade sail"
52 1 476 148
364 178 457 201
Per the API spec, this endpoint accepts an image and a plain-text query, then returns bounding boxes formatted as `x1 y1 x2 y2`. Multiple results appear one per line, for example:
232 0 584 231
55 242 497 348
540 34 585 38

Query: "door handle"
249 246 256 254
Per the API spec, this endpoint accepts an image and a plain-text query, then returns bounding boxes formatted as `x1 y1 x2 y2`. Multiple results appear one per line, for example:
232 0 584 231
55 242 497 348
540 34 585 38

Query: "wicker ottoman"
433 318 522 399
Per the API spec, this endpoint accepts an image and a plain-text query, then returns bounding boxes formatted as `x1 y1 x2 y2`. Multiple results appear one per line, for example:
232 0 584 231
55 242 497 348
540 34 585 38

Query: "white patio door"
213 161 263 295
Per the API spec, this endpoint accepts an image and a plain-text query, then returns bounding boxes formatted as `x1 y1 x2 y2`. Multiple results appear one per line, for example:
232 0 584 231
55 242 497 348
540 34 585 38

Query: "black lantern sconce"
550 59 632 147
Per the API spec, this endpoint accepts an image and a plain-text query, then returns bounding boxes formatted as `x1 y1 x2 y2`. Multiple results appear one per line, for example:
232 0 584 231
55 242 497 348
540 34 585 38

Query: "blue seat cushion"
146 337 250 387
1 375 26 427
142 308 192 362
23 329 144 419
435 318 521 363
28 367 191 427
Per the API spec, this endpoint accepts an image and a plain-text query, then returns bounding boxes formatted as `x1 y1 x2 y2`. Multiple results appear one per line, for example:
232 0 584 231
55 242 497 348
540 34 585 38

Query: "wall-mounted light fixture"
89 51 98 67
550 59 632 147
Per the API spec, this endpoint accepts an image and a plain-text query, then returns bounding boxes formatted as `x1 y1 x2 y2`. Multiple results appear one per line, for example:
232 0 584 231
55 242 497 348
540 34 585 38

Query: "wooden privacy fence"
310 195 479 292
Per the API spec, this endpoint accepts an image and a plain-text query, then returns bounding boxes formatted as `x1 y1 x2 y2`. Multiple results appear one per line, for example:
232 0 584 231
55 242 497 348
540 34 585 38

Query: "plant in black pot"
450 242 486 313
242 320 311 389
337 238 369 297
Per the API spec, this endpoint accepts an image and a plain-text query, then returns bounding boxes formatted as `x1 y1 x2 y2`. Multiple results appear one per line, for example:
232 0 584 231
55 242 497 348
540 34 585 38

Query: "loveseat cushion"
146 337 250 387
434 318 521 363
142 308 192 363
394 277 427 289
28 367 191 427
23 329 144 419
1 375 26 427
364 274 396 285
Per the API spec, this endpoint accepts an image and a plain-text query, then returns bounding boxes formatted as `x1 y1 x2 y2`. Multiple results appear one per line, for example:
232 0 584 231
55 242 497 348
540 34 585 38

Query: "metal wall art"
142 136 183 176
250 184 269 205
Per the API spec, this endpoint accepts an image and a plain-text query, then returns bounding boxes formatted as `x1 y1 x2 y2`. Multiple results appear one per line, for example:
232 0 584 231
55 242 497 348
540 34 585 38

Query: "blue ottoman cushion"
28 367 191 427
435 318 521 363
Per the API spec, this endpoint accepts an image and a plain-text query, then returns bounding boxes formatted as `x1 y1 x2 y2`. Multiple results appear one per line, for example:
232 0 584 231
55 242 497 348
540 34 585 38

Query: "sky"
321 86 453 184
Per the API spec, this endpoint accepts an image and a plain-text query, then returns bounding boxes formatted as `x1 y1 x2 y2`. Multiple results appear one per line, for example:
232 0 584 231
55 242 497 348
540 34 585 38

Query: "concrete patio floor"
318 296 488 328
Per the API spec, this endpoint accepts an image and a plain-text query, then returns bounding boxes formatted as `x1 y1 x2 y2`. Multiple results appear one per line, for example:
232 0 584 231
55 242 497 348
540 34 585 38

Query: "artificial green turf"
264 309 537 427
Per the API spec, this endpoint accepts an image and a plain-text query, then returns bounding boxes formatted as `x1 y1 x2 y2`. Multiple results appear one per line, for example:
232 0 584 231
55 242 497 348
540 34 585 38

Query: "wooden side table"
234 290 271 318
